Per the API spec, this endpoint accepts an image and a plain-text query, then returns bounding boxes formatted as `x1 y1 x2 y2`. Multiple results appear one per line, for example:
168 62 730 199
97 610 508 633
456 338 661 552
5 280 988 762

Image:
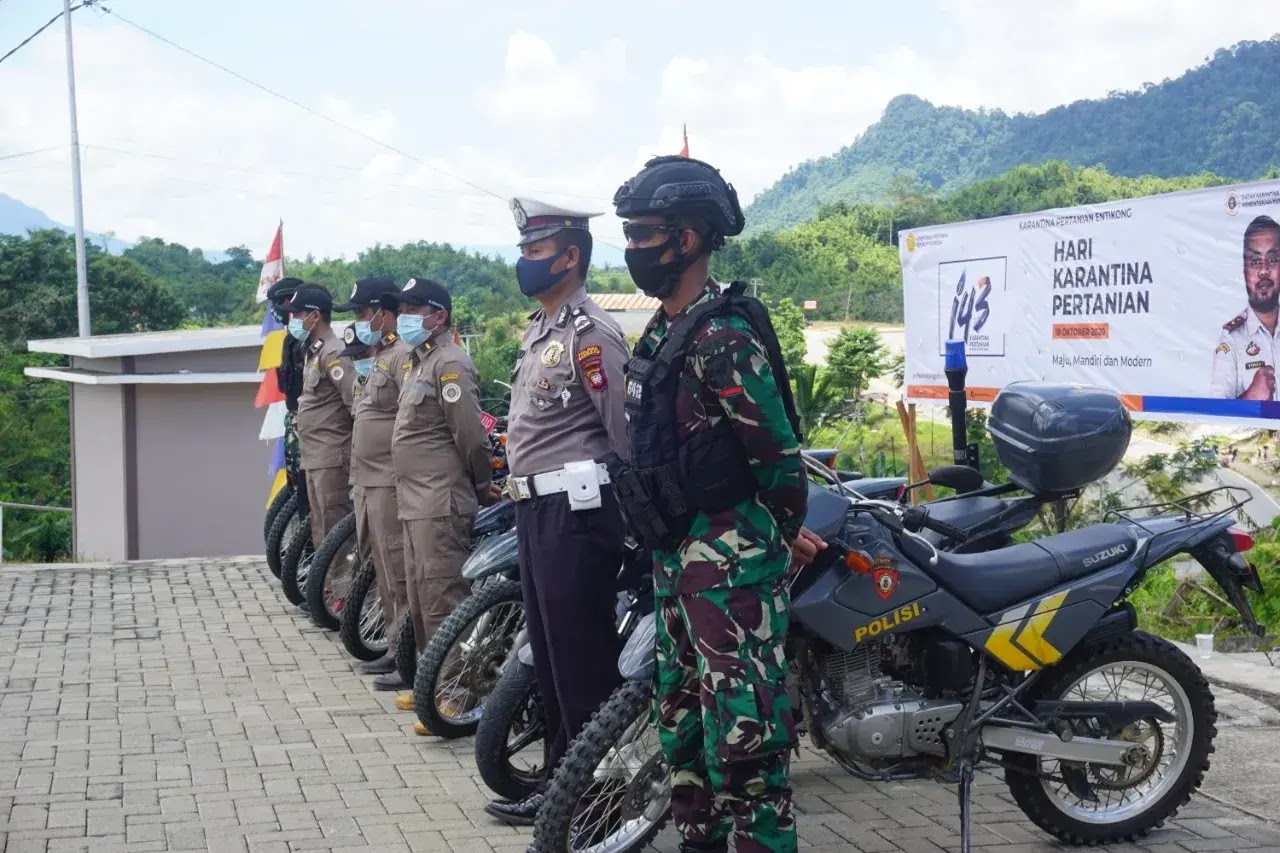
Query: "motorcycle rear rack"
1102 485 1252 551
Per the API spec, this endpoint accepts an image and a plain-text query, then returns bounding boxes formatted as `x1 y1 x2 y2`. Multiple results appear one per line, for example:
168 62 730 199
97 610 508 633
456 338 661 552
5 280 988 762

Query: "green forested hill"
747 37 1280 231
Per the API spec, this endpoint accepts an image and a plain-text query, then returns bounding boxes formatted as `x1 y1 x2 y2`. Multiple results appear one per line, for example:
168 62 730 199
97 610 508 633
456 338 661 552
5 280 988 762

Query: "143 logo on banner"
940 256 1008 357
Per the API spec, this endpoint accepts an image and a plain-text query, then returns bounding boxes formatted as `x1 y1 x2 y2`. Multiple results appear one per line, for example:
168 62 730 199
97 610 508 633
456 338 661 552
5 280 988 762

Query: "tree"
790 364 846 438
770 298 807 370
469 313 526 408
0 230 184 352
825 327 886 400
0 231 187 561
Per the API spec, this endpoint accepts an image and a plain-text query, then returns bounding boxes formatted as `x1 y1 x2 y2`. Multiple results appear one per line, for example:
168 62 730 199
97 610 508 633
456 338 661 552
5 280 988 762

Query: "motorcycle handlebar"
901 505 969 543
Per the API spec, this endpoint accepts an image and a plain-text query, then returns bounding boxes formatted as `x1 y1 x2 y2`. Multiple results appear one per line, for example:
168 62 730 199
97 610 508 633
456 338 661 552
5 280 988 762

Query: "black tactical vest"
613 281 802 551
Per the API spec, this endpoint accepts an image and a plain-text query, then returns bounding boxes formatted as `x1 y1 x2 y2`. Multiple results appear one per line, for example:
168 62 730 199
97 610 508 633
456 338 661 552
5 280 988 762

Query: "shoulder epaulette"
1224 314 1247 332
308 338 324 354
379 332 399 349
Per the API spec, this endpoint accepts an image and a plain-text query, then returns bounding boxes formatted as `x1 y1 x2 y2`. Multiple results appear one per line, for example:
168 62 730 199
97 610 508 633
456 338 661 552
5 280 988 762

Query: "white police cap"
510 197 602 246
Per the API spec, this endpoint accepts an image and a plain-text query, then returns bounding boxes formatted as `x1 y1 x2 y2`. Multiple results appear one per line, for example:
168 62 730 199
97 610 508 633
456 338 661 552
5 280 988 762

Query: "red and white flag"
255 222 285 303
678 124 689 158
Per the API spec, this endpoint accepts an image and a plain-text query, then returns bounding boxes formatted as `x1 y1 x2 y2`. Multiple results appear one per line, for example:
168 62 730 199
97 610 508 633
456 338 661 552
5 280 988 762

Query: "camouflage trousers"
654 580 797 853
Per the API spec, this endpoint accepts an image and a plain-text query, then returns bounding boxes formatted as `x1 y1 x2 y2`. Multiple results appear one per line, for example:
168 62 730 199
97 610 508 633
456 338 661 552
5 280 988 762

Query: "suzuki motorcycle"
474 465 1040 805
531 433 1265 853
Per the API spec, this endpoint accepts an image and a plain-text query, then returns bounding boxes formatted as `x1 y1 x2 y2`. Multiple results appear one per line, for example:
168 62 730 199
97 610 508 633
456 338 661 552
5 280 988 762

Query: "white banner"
900 178 1280 428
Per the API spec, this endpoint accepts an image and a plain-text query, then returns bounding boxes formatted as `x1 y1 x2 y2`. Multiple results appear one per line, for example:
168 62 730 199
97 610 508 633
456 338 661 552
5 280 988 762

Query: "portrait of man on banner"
1210 214 1280 400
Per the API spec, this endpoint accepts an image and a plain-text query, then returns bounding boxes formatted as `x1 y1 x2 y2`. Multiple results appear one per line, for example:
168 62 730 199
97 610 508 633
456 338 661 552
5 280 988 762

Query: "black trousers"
516 486 625 784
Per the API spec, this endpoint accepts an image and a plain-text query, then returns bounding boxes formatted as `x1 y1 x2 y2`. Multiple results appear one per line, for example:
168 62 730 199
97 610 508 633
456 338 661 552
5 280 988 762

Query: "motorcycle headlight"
462 528 519 581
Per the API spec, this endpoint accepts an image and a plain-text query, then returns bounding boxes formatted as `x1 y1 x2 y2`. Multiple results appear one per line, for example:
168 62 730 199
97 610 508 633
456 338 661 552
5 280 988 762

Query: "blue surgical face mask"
353 357 375 378
516 251 570 297
397 313 430 347
287 316 309 341
355 320 382 346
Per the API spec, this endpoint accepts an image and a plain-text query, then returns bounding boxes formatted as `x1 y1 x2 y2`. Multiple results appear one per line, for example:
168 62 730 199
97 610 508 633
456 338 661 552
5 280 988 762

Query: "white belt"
506 462 611 502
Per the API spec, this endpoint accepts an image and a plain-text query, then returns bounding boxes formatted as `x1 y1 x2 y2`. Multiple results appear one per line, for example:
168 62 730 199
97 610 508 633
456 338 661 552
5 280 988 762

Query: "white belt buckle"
506 477 532 502
563 460 602 512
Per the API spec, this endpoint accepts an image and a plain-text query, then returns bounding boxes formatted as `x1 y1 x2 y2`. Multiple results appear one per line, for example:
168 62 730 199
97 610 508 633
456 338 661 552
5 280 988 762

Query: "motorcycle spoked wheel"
394 612 418 689
338 557 387 661
533 679 669 853
264 483 295 546
474 659 547 802
1003 631 1217 845
413 578 525 738
304 512 359 630
265 494 299 579
280 515 315 607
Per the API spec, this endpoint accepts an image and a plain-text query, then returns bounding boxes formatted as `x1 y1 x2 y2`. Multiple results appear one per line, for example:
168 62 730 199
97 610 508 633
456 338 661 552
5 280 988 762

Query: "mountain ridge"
746 37 1280 230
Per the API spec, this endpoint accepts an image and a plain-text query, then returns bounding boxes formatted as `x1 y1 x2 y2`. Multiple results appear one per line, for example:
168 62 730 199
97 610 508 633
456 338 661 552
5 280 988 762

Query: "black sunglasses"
622 222 682 244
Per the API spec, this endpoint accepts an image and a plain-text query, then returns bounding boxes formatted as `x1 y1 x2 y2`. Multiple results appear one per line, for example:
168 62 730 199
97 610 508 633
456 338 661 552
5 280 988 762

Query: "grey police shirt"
505 286 629 478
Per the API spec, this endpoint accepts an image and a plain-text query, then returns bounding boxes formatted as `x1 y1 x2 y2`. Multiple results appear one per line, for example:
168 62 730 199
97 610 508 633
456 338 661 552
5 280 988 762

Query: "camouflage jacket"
635 280 807 596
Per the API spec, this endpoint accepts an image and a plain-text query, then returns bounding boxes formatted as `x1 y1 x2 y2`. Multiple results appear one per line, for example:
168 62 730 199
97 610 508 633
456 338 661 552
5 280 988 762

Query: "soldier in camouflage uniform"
611 157 808 853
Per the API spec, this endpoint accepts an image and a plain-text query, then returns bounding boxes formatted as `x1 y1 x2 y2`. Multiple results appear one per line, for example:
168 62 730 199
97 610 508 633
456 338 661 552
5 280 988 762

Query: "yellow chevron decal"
984 617 1039 671
1014 590 1070 667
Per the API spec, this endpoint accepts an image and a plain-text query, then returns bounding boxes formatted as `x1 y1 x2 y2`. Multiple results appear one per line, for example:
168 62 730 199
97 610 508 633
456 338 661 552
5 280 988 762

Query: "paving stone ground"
2 557 1280 853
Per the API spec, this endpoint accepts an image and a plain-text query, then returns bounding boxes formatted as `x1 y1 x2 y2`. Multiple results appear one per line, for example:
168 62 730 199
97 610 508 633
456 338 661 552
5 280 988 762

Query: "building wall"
133 348 259 374
133 383 268 559
71 385 128 561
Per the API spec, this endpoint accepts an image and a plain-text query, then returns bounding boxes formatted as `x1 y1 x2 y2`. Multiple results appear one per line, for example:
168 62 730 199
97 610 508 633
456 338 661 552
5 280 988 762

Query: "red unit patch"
873 567 898 600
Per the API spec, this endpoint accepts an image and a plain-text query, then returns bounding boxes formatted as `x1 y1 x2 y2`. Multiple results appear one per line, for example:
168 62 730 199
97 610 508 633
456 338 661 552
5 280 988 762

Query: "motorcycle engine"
816 640 964 761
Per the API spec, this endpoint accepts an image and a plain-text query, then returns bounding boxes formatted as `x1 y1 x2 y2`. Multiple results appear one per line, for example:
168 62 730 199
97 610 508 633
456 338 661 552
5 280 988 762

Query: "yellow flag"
265 468 288 508
257 329 287 372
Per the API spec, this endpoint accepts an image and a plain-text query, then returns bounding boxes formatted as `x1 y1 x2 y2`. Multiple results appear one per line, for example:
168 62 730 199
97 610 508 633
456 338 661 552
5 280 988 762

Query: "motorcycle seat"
919 496 1010 544
909 524 1138 615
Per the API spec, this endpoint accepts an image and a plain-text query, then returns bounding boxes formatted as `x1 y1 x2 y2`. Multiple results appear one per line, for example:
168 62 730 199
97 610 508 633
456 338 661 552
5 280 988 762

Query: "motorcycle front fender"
617 611 658 681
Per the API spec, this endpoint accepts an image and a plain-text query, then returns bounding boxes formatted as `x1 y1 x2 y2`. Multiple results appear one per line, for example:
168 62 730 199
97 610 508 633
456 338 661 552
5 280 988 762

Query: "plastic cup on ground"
1195 633 1214 659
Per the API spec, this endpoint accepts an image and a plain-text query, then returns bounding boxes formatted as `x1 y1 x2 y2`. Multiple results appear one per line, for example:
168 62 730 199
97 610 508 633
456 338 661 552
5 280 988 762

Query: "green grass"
1126 541 1280 642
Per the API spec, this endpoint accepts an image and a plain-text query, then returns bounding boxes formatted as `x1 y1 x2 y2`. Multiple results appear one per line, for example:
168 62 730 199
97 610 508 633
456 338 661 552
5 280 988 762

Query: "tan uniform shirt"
351 335 413 487
1211 307 1280 399
391 337 493 520
506 286 629 478
297 329 355 470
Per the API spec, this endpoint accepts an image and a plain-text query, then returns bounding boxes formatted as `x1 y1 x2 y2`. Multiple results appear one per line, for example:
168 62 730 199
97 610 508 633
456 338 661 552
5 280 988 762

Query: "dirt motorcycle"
530 383 1267 853
412 527 522 737
338 495 516 662
470 467 1031 804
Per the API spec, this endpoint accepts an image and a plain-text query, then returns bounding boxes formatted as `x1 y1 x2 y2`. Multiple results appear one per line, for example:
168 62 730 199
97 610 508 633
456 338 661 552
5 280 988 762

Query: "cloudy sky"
1 0 1276 260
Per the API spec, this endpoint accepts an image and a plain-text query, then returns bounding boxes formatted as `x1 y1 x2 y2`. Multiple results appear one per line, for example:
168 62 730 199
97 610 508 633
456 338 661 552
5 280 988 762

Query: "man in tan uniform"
284 283 355 561
336 276 415 689
483 198 630 825
384 277 500 733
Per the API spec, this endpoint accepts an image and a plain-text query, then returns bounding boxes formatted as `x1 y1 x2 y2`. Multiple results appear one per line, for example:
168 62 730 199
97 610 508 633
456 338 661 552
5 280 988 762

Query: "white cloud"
483 32 626 124
0 2 1275 262
649 0 1277 205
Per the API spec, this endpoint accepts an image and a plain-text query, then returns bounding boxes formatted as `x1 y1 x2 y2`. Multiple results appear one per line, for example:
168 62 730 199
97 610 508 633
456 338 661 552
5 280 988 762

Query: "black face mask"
625 234 692 299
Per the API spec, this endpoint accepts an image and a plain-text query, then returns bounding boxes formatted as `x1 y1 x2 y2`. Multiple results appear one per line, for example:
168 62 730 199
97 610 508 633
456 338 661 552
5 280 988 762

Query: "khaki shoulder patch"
439 372 460 382
326 358 341 368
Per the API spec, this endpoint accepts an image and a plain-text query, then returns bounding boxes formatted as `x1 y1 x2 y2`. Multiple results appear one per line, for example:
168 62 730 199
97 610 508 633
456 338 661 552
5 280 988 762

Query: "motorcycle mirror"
928 465 984 493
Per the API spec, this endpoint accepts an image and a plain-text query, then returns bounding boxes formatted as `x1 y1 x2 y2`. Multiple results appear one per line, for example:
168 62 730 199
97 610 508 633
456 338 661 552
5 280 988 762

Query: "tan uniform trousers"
355 485 408 658
305 466 353 550
402 514 473 653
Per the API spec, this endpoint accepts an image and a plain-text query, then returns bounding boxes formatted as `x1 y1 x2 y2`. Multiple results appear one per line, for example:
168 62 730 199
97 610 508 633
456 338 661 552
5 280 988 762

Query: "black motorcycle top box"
988 381 1132 495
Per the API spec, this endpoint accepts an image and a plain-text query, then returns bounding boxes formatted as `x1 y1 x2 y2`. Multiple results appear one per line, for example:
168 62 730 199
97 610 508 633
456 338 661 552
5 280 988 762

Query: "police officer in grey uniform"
336 277 415 688
483 199 630 825
383 277 500 734
284 283 356 560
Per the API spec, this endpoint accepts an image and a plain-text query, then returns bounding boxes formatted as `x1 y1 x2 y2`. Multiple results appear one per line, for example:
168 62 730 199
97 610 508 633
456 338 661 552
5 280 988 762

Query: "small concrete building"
589 292 659 336
25 326 281 562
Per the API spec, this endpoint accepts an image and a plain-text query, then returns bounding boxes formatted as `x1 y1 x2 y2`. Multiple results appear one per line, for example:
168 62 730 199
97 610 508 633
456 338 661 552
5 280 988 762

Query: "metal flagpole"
63 0 91 337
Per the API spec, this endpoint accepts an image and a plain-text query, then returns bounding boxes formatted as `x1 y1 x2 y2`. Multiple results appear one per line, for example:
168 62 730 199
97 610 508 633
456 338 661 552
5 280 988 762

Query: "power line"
96 5 506 203
0 1 91 67
0 147 59 162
